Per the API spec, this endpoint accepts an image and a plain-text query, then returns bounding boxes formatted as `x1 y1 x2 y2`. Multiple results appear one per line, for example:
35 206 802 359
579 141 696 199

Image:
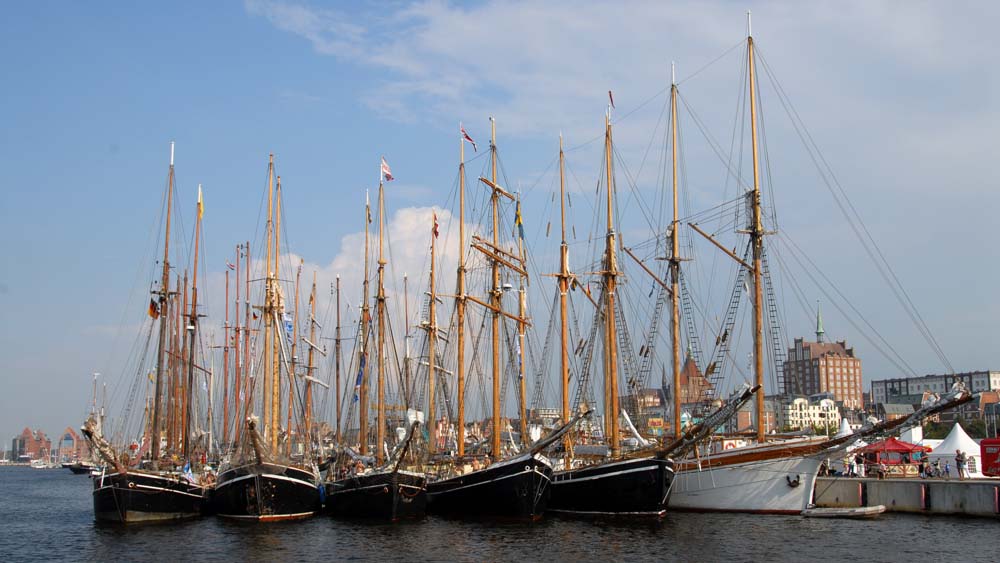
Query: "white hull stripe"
555 464 664 484
95 484 205 499
548 508 667 517
430 466 549 496
216 472 317 490
328 482 425 495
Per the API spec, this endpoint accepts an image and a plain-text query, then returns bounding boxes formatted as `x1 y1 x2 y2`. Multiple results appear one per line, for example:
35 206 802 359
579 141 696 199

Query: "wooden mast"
223 255 231 447
288 260 302 455
183 185 203 460
229 245 240 446
456 125 467 457
272 175 283 451
241 241 251 445
670 64 683 439
516 197 528 448
335 275 342 446
151 141 175 465
375 165 387 465
489 117 502 460
304 272 317 454
557 134 572 462
179 269 189 455
426 215 437 454
359 192 372 456
263 155 275 447
170 274 182 453
747 14 767 443
603 109 621 457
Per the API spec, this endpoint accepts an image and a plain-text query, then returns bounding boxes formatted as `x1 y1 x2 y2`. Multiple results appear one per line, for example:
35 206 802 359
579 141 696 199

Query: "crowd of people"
819 449 973 480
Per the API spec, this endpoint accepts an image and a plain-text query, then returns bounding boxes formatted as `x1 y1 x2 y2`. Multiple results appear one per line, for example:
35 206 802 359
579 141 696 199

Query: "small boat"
802 505 886 519
67 460 98 475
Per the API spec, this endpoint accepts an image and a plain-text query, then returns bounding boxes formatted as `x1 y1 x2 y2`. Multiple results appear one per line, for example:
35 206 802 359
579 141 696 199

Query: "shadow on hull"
92 470 206 524
549 457 674 517
325 469 426 520
213 462 320 521
427 453 552 520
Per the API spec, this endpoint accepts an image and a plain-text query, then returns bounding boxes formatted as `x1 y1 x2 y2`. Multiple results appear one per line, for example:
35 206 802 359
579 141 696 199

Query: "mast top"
169 141 175 166
747 10 752 38
671 61 676 85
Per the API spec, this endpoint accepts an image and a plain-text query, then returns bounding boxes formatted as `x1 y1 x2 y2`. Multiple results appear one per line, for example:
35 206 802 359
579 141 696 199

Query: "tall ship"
548 113 674 517
212 155 322 521
324 159 427 521
82 143 211 523
425 120 555 519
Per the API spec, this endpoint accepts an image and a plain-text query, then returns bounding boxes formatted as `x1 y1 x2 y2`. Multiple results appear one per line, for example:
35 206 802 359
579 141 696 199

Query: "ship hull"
92 470 205 524
426 453 552 519
325 469 426 520
670 452 822 514
213 462 320 521
549 457 675 517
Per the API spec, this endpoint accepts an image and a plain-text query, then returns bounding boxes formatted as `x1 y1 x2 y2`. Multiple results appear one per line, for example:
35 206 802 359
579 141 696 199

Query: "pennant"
461 123 477 152
514 200 524 240
381 157 394 182
197 185 204 219
432 212 439 239
226 261 235 270
148 298 160 319
353 353 367 402
608 90 615 109
366 190 372 224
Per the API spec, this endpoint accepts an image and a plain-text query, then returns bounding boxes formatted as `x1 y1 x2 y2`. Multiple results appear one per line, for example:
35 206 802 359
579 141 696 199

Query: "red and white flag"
226 261 235 270
433 212 440 238
461 123 477 152
381 157 394 182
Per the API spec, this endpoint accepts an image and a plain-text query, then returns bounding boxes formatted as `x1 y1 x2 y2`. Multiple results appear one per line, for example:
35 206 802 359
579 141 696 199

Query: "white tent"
927 422 987 478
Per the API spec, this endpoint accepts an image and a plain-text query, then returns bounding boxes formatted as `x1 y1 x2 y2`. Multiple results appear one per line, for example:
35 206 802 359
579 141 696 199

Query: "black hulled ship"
549 456 673 517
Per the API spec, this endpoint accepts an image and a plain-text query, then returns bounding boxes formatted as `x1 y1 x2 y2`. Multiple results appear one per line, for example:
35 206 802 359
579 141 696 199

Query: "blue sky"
1 1 997 443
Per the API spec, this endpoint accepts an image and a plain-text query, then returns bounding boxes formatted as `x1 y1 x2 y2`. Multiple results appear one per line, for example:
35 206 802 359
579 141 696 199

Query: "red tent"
859 437 929 454
858 437 930 465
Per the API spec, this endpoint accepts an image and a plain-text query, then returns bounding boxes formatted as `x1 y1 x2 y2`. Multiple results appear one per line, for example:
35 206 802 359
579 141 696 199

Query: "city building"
9 428 52 462
782 308 863 409
870 370 1000 404
776 395 840 433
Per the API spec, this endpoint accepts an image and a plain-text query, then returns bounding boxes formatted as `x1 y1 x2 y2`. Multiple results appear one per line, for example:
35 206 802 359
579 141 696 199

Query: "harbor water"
1 466 994 562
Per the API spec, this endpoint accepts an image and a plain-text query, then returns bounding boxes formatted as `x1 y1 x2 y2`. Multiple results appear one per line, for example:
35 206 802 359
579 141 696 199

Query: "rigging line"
677 38 747 87
753 45 953 373
776 233 918 377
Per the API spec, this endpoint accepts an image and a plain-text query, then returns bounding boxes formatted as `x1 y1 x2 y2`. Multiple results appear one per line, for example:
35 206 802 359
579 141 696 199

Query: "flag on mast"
197 184 204 219
148 298 160 319
381 157 394 182
608 90 615 109
432 212 440 239
461 123 477 152
514 200 524 240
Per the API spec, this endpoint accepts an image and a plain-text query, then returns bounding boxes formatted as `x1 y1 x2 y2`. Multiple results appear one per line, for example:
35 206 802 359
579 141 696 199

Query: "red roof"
858 437 930 454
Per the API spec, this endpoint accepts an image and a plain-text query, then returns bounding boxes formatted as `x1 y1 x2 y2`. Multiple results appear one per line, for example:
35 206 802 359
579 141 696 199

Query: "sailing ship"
324 159 427 521
548 115 674 517
213 155 322 521
425 119 555 519
81 142 210 523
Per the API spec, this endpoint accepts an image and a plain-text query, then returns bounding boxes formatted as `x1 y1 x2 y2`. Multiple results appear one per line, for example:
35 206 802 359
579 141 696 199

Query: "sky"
1 1 997 445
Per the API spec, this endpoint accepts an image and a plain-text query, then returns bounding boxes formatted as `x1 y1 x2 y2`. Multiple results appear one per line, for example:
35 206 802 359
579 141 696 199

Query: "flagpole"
456 124 467 457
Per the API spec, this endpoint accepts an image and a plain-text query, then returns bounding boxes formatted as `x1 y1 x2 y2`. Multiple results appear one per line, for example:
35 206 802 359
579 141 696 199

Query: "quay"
813 477 1000 518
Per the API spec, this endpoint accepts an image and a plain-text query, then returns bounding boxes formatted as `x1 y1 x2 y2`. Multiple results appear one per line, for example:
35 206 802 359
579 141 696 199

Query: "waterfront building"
9 428 51 462
870 370 1000 404
782 309 863 409
776 395 840 433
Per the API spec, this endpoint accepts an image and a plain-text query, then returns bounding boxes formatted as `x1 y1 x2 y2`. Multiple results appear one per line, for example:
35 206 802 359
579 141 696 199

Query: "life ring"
786 475 800 488
724 442 736 450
